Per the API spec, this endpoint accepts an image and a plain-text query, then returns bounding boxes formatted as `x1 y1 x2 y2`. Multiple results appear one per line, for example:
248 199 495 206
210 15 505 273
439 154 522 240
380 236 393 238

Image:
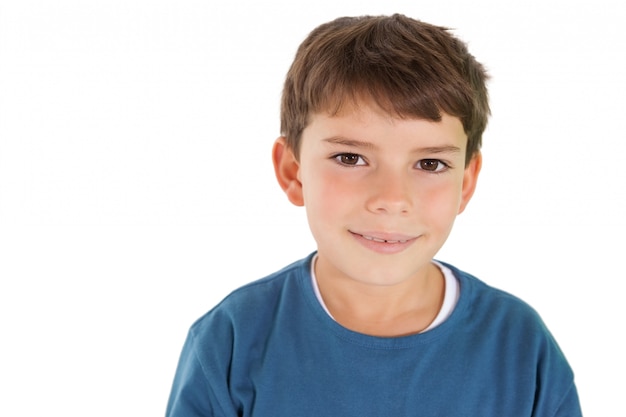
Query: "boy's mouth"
360 234 410 244
351 231 416 244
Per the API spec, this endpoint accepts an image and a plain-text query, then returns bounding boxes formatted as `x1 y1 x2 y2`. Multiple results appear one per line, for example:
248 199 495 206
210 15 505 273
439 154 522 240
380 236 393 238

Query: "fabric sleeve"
165 331 215 417
551 382 583 417
529 317 583 417
166 303 242 417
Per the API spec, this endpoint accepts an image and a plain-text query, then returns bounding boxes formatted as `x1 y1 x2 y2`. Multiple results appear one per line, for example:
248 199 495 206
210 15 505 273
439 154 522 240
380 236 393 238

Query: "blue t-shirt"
166 253 581 416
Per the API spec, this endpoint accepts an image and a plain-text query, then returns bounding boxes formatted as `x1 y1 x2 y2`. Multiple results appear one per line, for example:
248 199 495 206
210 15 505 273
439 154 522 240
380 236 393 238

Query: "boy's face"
273 103 481 287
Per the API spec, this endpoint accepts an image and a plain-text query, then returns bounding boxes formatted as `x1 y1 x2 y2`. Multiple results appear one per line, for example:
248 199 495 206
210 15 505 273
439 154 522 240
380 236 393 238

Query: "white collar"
309 255 459 333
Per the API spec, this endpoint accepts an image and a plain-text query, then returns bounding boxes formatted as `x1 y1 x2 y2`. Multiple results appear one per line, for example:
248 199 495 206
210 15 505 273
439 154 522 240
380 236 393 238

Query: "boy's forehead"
317 100 396 125
306 105 467 148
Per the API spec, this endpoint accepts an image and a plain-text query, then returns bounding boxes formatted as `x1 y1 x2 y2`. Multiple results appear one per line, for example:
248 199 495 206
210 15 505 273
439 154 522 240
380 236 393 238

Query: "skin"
273 102 481 337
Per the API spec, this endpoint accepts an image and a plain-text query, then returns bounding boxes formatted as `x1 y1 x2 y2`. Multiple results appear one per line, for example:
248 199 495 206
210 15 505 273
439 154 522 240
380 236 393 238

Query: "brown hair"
280 14 490 165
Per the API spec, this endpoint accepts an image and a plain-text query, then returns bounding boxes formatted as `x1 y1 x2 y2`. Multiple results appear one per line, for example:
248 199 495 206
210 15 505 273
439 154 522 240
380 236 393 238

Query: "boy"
166 14 581 416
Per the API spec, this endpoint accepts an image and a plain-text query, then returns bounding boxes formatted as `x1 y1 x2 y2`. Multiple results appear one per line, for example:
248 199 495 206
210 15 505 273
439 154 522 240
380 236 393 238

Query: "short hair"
280 14 490 165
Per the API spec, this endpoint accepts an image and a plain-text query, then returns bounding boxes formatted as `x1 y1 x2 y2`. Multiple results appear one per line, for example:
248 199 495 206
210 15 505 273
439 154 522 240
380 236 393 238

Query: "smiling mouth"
361 235 409 244
353 232 415 244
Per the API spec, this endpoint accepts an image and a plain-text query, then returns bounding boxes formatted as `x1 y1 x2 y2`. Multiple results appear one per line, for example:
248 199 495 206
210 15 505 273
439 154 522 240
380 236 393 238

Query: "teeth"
362 235 408 244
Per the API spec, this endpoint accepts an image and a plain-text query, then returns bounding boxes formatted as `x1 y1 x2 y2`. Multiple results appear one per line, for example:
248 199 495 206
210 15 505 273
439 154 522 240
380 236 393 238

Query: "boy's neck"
313 257 445 337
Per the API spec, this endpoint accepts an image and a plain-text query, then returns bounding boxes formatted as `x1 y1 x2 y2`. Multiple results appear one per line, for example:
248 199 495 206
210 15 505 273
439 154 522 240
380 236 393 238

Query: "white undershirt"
310 256 459 333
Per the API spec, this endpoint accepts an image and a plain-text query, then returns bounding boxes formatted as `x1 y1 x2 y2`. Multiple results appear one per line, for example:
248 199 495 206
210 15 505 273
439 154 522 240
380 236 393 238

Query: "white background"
1 0 624 415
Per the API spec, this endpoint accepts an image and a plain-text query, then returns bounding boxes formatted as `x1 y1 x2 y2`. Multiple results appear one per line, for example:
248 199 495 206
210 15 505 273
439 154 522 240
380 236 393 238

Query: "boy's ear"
272 137 304 207
458 152 482 214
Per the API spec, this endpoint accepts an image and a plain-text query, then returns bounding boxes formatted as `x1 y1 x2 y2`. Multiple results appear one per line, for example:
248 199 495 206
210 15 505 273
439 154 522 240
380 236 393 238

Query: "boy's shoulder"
188 253 314 334
445 262 535 308
442 261 556 344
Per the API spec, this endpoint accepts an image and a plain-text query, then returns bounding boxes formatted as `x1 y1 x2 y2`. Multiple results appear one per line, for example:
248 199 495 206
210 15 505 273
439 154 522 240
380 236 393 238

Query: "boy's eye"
417 159 448 172
334 153 366 166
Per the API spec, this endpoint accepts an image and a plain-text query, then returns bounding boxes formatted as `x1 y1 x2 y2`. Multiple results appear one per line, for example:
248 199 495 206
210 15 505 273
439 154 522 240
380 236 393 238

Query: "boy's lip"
350 231 417 243
349 231 418 254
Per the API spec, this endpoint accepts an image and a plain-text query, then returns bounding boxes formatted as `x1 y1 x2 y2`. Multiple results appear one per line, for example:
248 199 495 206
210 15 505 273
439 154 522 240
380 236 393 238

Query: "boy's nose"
365 169 412 215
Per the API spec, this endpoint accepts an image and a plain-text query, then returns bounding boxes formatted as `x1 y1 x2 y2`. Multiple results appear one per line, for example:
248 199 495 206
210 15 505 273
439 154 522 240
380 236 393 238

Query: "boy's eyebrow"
322 136 462 154
416 145 462 154
322 136 377 150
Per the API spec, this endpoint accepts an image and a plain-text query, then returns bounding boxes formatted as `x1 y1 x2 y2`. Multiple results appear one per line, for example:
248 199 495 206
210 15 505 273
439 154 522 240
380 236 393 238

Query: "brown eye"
418 159 447 172
334 153 365 166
